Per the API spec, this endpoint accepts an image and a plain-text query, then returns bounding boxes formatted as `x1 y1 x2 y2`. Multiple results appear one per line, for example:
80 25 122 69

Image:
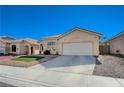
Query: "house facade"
1 28 102 56
0 36 14 54
0 40 6 54
0 37 40 55
9 39 40 55
39 28 102 56
109 31 124 55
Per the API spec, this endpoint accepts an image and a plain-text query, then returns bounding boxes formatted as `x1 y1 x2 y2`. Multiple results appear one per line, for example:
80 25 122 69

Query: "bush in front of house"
56 51 59 55
43 50 51 55
116 50 120 54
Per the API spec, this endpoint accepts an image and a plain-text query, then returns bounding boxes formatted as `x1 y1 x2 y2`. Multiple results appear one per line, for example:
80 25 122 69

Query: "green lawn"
13 56 44 62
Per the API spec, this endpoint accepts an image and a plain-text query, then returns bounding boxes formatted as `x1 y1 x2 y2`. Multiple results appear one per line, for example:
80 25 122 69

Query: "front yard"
93 55 124 79
0 55 58 67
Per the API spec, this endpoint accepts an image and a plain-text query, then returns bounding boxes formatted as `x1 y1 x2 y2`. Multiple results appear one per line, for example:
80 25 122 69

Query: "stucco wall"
33 45 40 54
110 34 124 55
19 42 30 54
58 30 100 56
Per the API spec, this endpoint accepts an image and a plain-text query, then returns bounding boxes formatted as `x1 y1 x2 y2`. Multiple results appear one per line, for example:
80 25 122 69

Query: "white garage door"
62 42 93 55
0 48 5 54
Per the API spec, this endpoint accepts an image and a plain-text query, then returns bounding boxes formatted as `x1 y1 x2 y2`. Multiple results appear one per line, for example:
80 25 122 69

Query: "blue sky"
0 5 124 41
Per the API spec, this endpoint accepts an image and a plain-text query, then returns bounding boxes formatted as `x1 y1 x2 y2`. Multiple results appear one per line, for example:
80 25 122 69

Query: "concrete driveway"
30 55 96 75
0 55 124 87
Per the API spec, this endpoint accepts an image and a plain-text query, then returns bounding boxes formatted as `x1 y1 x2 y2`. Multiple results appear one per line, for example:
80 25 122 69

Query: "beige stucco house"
0 36 13 54
39 28 102 56
0 37 40 55
9 38 40 55
109 31 124 55
0 40 8 54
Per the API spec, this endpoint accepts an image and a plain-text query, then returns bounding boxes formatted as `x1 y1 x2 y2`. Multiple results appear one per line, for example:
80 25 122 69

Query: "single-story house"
109 31 124 55
0 36 14 54
39 27 102 56
0 37 40 55
0 40 6 54
9 38 40 55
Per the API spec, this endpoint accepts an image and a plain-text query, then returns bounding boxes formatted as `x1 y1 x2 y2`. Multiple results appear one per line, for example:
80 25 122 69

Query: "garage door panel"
62 42 93 55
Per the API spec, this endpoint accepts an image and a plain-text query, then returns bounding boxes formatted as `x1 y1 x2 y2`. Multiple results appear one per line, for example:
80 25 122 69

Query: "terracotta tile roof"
11 38 39 45
0 36 39 45
23 38 39 45
0 36 16 40
42 34 62 40
0 39 13 43
0 36 16 43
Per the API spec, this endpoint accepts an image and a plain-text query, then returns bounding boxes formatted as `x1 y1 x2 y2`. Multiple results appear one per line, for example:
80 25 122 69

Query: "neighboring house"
0 36 14 54
39 27 102 56
109 31 124 55
9 38 40 55
0 36 40 55
0 40 6 54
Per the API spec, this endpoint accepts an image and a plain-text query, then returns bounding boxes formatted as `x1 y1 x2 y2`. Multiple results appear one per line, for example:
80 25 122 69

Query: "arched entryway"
24 45 29 55
40 44 44 54
11 45 16 52
31 46 34 55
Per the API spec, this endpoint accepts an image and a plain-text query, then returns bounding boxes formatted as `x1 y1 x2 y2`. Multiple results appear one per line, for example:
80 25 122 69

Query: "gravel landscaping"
93 55 124 79
0 55 58 67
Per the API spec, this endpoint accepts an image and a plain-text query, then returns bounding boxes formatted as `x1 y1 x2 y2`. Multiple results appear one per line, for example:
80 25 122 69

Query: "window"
12 45 16 52
47 42 55 46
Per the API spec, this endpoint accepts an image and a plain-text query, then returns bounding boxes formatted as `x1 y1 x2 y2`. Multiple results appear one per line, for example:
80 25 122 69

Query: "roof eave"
108 31 124 42
57 27 102 40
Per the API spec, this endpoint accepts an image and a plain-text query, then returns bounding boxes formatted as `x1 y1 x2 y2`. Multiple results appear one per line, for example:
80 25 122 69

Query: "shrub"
116 50 120 53
43 50 51 55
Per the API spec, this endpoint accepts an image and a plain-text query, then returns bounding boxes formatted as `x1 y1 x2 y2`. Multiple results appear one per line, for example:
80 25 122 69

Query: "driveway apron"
30 55 96 75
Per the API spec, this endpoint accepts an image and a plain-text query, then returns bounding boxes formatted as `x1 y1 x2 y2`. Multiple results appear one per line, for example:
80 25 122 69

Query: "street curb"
0 74 59 87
